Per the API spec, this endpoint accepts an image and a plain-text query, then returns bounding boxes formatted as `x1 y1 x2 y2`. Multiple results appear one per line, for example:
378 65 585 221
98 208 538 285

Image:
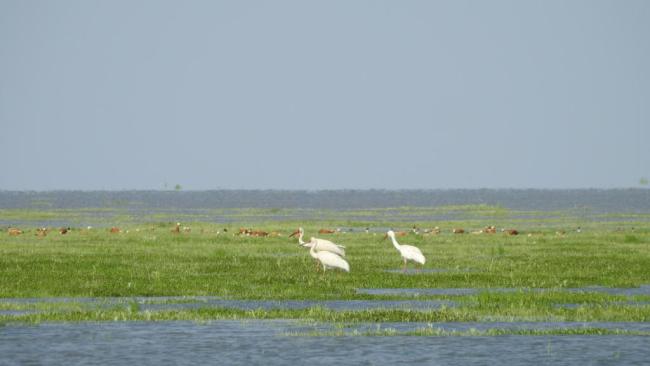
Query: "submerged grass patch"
0 306 474 324
3 301 650 325
285 327 650 337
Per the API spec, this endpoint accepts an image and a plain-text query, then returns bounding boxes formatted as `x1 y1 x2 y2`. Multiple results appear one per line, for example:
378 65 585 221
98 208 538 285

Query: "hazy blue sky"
1 0 648 190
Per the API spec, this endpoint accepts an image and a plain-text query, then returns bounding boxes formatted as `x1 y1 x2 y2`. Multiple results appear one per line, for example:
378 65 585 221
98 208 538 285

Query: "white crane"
386 230 425 272
290 227 346 257
302 242 349 273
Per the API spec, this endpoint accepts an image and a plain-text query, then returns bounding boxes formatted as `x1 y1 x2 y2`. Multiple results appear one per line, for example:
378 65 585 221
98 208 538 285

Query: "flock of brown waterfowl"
7 223 571 237
5 222 582 273
4 222 581 238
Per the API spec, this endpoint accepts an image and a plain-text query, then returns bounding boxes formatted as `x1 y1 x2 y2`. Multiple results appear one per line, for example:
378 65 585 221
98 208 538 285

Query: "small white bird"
386 230 425 272
302 242 349 273
291 227 346 257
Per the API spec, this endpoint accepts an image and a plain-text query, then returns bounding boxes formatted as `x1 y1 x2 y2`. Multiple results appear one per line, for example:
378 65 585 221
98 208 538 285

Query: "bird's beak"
289 230 300 238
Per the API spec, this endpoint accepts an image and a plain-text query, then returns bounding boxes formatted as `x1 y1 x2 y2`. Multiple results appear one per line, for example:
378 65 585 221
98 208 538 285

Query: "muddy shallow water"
1 320 648 365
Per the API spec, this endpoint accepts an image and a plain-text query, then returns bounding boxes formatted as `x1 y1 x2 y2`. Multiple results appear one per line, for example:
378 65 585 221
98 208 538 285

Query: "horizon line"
1 187 649 193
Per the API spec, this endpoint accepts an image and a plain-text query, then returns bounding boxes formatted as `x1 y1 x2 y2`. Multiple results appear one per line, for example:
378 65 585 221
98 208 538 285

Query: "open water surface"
2 189 650 227
2 189 649 211
1 320 648 365
357 285 650 297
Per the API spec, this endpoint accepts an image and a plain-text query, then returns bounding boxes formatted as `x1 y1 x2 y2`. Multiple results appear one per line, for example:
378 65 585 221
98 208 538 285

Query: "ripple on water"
1 320 649 365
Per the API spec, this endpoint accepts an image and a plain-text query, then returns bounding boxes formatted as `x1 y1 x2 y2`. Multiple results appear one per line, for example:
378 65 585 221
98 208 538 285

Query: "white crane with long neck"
290 227 345 257
386 230 425 272
303 242 350 273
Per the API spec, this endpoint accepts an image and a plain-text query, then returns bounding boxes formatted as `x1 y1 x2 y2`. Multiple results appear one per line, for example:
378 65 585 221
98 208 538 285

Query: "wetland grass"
1 206 650 327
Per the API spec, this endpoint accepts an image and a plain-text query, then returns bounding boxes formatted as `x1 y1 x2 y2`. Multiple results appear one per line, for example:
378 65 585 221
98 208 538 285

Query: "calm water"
1 321 648 366
357 285 650 296
2 189 649 211
3 189 649 227
2 296 648 365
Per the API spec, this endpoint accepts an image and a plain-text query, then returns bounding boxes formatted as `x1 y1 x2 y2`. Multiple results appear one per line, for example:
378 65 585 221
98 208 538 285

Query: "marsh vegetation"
0 205 648 326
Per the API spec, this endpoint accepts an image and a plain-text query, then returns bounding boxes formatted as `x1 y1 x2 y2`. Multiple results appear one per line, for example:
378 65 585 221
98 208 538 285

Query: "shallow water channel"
357 285 650 297
1 320 648 365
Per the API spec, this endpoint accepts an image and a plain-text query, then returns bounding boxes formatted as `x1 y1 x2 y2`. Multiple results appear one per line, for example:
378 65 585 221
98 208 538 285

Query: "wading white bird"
302 242 350 273
386 230 426 272
290 227 346 257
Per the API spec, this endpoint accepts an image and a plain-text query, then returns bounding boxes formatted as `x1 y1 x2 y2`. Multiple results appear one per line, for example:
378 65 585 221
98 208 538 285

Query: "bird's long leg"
314 260 320 272
403 258 407 273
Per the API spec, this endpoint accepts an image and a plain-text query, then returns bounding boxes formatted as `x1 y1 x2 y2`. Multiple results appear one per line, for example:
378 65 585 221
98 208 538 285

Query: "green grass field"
1 206 650 325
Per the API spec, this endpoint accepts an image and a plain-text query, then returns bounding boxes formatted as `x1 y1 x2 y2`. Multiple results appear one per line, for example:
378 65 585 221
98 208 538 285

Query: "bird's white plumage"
305 238 345 257
303 242 350 272
397 244 425 264
295 228 346 257
387 230 426 266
